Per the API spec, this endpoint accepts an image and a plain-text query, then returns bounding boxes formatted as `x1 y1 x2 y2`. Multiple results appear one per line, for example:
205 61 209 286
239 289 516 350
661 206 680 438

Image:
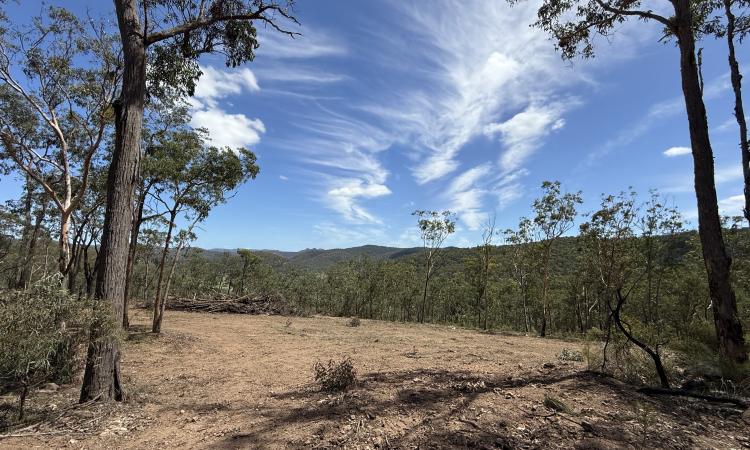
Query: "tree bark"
58 209 71 278
80 0 146 402
723 0 750 225
673 0 747 363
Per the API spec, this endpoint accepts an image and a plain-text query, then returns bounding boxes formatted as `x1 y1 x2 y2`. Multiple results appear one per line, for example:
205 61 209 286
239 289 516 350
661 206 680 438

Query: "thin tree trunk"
123 183 150 328
17 198 46 289
540 247 551 337
152 209 176 334
614 290 670 388
723 0 750 225
80 0 146 402
674 0 747 363
58 210 71 278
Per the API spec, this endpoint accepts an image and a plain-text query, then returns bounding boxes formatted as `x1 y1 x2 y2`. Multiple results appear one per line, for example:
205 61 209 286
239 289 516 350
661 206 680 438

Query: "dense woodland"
0 0 748 433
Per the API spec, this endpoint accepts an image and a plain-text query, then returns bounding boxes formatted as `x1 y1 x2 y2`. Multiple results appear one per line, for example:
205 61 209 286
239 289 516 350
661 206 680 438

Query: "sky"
1 1 748 251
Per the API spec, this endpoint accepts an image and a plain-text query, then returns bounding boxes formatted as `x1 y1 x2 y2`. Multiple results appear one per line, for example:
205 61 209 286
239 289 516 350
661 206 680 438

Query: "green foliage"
313 357 356 392
0 276 117 419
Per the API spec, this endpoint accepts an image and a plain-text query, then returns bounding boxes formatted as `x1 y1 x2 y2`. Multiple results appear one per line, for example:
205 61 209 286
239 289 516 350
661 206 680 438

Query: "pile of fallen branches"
166 293 294 316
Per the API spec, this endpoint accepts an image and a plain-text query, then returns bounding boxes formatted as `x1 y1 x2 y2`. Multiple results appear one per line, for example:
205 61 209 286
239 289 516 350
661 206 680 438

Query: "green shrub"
346 317 361 327
0 277 116 420
313 357 356 392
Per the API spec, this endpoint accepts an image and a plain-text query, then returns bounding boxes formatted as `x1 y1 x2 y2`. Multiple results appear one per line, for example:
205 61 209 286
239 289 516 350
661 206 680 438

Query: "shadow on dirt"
200 368 746 449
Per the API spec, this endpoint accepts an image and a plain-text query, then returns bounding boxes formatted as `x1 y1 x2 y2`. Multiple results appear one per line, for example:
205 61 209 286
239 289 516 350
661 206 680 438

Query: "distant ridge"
200 245 422 270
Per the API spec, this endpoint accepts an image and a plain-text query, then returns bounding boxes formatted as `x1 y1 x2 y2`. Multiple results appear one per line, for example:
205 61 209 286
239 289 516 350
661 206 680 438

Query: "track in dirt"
1 310 748 449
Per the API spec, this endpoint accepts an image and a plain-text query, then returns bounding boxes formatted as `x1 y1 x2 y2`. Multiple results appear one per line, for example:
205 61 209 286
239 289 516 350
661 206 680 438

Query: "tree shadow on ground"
202 368 746 449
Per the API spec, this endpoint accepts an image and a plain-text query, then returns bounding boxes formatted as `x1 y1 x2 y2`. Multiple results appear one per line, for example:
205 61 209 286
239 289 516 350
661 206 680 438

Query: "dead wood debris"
166 293 294 316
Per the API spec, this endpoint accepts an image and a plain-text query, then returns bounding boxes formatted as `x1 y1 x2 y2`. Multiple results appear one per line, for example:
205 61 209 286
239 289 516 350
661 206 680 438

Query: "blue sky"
1 1 747 251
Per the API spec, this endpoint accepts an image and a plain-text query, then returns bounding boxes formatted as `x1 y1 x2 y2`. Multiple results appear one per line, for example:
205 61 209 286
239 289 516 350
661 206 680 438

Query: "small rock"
42 382 59 391
742 409 750 425
543 362 555 369
179 409 186 414
580 421 596 433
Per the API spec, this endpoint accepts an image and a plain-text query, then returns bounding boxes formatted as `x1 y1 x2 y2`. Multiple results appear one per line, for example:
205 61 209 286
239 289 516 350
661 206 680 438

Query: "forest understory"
1 309 748 450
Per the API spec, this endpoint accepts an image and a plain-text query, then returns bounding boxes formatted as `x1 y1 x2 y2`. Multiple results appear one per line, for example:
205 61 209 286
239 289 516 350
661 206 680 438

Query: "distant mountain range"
202 244 424 270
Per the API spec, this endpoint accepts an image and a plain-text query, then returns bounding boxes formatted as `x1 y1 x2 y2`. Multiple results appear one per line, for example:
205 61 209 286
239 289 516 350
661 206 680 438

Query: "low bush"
313 357 356 392
558 347 583 362
346 317 361 327
0 277 118 421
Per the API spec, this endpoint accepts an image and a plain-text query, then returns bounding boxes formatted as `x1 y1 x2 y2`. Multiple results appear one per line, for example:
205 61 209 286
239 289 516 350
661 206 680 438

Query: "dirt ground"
1 309 748 449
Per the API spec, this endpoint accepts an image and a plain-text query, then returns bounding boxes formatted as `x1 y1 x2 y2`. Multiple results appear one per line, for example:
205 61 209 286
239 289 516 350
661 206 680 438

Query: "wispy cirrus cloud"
362 0 585 189
273 104 395 225
257 28 347 59
586 72 733 166
444 163 494 230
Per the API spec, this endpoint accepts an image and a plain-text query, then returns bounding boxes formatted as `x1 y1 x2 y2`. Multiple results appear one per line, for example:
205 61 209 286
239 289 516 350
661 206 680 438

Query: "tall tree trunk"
80 0 146 402
674 0 747 363
152 209 176 334
723 0 750 225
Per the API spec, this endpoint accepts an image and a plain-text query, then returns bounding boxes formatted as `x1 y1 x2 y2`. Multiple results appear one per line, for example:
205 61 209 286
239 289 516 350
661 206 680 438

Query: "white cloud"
254 66 347 84
313 222 387 248
257 28 347 59
189 65 265 150
587 72 733 165
663 146 691 157
191 109 265 149
193 66 259 109
444 164 494 230
327 178 391 224
279 175 289 181
718 194 745 217
272 105 395 224
485 103 567 173
363 1 586 186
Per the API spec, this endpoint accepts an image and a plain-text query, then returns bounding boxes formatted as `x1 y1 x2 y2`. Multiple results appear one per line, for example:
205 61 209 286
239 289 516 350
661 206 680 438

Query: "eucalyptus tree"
148 130 259 334
465 218 499 329
504 218 537 333
84 0 299 403
237 249 261 295
530 181 582 337
579 190 684 388
413 210 456 323
0 8 119 279
520 0 747 362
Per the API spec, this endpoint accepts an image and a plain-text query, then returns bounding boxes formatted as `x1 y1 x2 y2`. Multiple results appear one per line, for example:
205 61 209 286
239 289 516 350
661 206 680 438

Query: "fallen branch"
638 387 749 408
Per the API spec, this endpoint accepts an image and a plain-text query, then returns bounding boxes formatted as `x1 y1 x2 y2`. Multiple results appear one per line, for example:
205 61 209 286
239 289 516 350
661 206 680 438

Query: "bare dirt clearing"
2 310 748 449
